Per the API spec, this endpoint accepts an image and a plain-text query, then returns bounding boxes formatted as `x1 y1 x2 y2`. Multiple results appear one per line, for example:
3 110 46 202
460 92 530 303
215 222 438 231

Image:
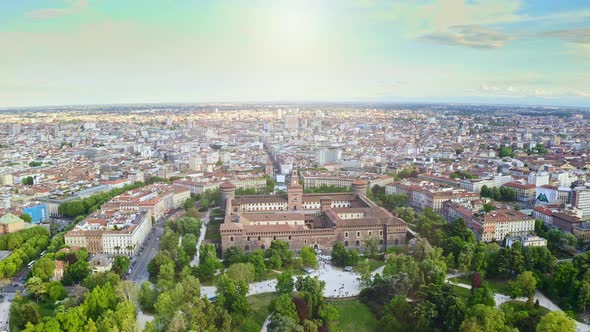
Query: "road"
127 210 181 283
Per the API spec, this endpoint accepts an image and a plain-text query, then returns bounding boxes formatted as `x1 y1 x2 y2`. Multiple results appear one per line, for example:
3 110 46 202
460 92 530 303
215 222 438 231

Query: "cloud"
26 0 88 20
420 25 511 49
543 28 590 44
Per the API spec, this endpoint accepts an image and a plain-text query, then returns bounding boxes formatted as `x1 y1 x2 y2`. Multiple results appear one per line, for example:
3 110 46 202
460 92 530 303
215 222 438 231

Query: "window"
355 240 360 246
247 237 250 241
261 244 266 250
258 236 261 241
356 231 360 237
344 241 349 247
368 231 372 236
304 239 307 244
344 232 349 238
379 230 383 236
230 236 234 242
273 236 276 240
379 239 383 245
288 235 292 240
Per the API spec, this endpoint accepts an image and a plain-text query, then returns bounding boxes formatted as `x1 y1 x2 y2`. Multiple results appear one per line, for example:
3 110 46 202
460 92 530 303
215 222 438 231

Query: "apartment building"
470 209 535 242
65 210 152 255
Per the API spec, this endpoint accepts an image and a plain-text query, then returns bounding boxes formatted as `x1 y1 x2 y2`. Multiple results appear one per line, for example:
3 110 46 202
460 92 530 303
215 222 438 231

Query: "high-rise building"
284 114 298 130
314 148 341 165
573 187 590 220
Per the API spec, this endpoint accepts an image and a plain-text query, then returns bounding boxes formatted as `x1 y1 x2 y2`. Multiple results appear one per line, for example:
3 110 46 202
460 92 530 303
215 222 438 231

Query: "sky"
1 0 590 108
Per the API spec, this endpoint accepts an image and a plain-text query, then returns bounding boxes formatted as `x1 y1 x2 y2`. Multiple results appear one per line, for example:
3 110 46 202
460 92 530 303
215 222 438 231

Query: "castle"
219 169 407 253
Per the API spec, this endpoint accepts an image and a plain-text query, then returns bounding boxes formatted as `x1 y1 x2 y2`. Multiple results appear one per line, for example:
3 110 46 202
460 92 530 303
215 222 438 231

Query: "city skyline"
1 0 590 107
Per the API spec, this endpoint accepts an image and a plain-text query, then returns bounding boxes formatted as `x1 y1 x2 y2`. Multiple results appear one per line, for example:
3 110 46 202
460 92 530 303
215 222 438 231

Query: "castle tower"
320 196 332 213
287 169 303 210
351 178 368 196
219 181 236 212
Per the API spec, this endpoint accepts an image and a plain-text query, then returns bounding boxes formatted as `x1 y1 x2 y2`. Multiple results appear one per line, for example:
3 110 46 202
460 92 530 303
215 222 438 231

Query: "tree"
157 262 175 290
20 213 33 223
63 259 90 285
276 272 294 294
25 277 47 302
216 274 249 316
272 294 299 321
83 271 120 290
299 246 317 268
331 242 360 267
498 146 514 158
183 198 195 210
31 257 55 281
469 284 495 307
536 311 575 332
21 176 34 185
139 281 158 312
112 256 130 276
10 296 41 331
268 240 293 267
47 281 68 302
510 271 537 303
224 246 247 266
579 281 590 314
160 229 180 254
395 207 415 223
226 262 255 284
182 233 198 258
249 250 266 280
482 203 495 213
460 304 508 332
268 313 304 332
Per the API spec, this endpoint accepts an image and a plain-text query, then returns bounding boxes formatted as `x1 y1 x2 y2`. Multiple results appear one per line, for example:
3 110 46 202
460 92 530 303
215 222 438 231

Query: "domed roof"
352 178 368 186
219 181 236 189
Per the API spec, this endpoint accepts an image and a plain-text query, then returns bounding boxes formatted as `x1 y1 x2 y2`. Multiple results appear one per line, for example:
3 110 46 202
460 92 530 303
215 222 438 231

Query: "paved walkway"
190 208 212 267
202 256 384 300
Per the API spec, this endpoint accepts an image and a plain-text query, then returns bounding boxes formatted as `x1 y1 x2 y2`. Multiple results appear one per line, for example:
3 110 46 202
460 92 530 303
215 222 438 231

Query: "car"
344 266 353 272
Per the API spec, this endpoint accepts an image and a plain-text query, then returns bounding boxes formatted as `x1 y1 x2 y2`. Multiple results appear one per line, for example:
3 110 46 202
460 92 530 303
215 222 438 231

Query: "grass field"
450 275 512 295
236 292 277 332
329 299 379 332
449 284 472 299
205 218 222 242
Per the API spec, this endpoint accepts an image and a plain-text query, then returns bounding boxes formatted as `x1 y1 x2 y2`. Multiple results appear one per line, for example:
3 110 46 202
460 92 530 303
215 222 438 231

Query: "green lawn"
329 299 379 332
367 258 385 271
450 284 472 299
450 275 512 295
205 218 222 242
236 293 277 332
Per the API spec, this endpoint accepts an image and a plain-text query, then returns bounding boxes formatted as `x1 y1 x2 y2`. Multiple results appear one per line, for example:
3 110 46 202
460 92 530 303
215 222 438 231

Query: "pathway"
446 279 590 332
201 256 384 300
190 208 212 267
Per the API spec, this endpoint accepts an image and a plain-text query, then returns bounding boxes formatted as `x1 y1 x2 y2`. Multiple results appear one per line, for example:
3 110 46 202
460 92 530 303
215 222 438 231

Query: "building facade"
220 170 407 253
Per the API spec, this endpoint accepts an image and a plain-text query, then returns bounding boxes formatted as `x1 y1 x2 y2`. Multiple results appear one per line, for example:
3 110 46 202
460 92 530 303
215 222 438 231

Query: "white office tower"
528 172 550 187
315 148 342 165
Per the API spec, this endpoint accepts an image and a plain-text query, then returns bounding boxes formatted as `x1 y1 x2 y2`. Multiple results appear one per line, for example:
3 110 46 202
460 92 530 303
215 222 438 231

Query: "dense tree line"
0 227 49 278
449 170 477 180
367 185 409 211
303 185 351 194
480 185 517 202
147 217 202 289
359 235 577 332
14 272 138 332
58 182 144 218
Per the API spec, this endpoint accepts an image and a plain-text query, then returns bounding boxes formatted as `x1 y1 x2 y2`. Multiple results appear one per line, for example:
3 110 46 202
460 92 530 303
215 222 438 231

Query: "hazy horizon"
2 0 590 107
